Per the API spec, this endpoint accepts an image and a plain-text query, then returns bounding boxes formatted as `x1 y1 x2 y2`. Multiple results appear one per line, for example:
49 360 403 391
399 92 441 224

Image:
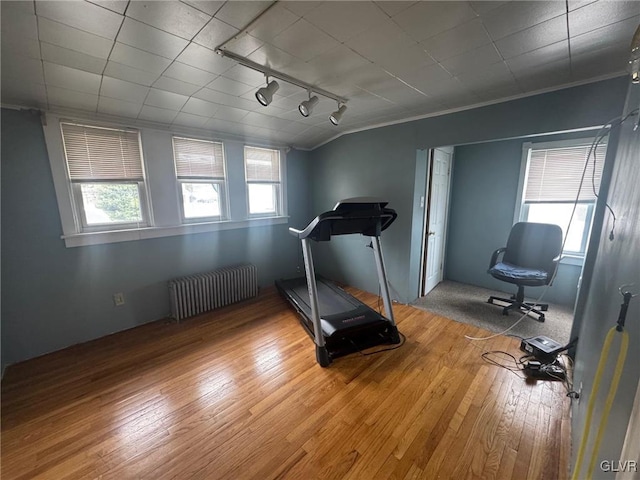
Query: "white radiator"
169 264 258 322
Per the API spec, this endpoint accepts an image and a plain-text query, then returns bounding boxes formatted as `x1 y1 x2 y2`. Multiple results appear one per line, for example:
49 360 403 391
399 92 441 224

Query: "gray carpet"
412 280 574 344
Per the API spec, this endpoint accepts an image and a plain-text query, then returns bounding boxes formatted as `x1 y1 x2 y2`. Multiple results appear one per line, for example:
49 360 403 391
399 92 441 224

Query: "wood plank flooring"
1 287 571 479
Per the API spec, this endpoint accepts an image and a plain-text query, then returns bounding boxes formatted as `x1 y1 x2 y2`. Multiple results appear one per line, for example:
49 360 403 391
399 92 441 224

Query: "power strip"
523 360 566 380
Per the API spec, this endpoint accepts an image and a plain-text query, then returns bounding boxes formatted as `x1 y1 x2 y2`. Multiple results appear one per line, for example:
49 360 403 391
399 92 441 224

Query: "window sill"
61 216 289 248
560 255 584 267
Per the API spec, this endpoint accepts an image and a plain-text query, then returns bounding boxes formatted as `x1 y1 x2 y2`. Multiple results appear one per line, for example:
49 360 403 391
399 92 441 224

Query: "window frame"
171 136 230 224
514 137 607 260
244 145 283 218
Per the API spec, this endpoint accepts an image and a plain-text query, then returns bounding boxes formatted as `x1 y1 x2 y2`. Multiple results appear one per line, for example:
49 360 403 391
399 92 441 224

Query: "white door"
423 147 452 295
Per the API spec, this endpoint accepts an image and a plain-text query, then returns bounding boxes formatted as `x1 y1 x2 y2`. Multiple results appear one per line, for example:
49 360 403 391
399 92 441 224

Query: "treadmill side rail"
300 238 327 350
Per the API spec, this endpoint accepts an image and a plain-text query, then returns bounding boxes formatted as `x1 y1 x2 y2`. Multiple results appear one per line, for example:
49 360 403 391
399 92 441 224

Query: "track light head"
629 24 640 84
329 104 347 126
298 95 319 117
255 80 279 106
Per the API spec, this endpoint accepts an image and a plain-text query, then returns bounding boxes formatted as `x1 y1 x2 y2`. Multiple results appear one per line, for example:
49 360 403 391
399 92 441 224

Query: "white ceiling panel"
304 2 388 42
304 45 371 84
35 1 123 40
215 1 273 29
38 17 114 59
87 1 128 15
2 82 48 108
126 2 211 40
2 55 45 85
117 18 189 58
506 41 570 74
164 62 218 86
221 65 271 87
247 44 301 71
181 97 220 116
513 59 572 92
177 43 235 74
207 76 254 96
270 19 340 61
1 5 38 41
101 76 150 103
144 88 189 110
571 41 630 78
570 15 640 57
481 1 566 40
282 1 321 17
421 18 492 61
246 3 299 42
181 1 226 17
1 1 35 15
568 0 640 37
44 62 102 94
224 34 264 57
97 96 143 117
392 1 478 42
468 1 508 16
2 37 41 61
173 111 209 127
212 105 251 122
441 44 503 77
192 17 239 50
152 75 202 96
104 61 161 86
400 63 456 97
375 1 417 17
110 43 173 74
47 85 99 111
495 15 568 59
41 43 107 75
138 105 179 123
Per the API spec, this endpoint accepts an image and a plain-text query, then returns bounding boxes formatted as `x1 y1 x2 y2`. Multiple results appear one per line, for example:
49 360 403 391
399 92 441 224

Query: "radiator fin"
168 264 258 322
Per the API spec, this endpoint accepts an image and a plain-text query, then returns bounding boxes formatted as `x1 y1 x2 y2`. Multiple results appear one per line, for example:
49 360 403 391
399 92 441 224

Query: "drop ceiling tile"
212 105 250 122
1 55 45 85
365 78 429 104
247 3 299 42
570 15 640 57
207 76 254 96
1 1 35 15
192 17 239 50
303 2 389 42
117 17 189 58
38 17 114 59
194 87 265 111
41 43 107 75
36 0 123 40
270 18 340 62
203 117 244 135
472 82 522 102
164 62 217 86
44 62 102 94
375 1 417 17
399 63 456 96
567 0 598 11
221 65 267 86
440 44 503 77
421 18 492 61
456 61 516 91
153 75 202 96
1 81 48 108
1 5 38 40
177 43 235 74
173 111 209 128
138 105 179 123
97 96 143 117
495 15 567 59
144 88 189 110
242 111 291 130
513 58 571 92
87 1 128 15
104 61 161 86
181 97 220 116
2 37 41 61
181 1 225 16
392 1 478 42
305 45 371 84
223 34 264 57
481 1 566 40
126 1 211 40
506 40 569 73
571 42 630 79
214 1 273 29
47 85 99 111
101 76 150 103
110 42 173 74
282 1 321 17
247 44 301 70
468 1 508 15
568 1 640 36
346 19 414 55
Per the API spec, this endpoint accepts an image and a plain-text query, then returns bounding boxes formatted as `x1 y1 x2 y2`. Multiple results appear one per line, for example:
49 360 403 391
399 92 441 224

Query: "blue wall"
309 77 629 303
0 109 311 368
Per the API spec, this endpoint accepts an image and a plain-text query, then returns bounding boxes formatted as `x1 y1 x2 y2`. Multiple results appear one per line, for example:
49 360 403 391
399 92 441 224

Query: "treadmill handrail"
289 210 397 241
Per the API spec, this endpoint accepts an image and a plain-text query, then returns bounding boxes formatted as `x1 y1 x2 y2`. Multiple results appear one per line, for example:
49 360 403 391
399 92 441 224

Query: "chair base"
487 285 547 322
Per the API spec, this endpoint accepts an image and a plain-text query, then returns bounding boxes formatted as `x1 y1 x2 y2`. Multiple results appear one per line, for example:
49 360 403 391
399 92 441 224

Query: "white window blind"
525 145 606 202
61 123 143 181
173 136 225 179
245 146 280 182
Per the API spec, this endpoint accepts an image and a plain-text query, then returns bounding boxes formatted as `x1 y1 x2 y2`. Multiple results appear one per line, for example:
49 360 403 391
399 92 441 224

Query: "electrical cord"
346 331 406 356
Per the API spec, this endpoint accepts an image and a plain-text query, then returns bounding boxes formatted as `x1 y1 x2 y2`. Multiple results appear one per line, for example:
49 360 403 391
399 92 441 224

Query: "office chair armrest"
489 247 506 269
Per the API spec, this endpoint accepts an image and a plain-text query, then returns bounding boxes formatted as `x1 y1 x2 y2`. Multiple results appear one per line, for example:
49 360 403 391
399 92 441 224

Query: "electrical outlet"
113 292 125 306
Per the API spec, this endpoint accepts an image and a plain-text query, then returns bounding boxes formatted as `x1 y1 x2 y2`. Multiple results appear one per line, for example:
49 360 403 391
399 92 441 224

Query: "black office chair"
487 222 563 322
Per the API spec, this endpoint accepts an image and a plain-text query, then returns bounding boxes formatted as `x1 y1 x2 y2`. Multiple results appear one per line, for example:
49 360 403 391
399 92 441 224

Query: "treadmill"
275 198 401 367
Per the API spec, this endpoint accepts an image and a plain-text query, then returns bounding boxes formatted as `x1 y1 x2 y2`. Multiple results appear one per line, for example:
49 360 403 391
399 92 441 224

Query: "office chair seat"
488 262 549 286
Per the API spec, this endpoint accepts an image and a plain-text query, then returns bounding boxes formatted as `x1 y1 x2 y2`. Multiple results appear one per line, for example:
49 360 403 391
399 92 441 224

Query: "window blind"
524 144 606 202
245 146 280 182
173 137 225 179
61 123 144 181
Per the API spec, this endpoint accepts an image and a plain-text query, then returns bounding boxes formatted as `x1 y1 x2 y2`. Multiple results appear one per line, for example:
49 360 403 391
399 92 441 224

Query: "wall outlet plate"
113 293 125 306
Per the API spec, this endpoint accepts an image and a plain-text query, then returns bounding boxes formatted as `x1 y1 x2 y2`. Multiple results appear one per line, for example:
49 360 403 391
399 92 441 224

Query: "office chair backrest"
503 222 563 278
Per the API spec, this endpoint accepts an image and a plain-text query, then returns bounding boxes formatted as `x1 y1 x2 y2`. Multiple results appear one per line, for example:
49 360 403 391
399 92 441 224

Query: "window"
244 146 282 217
173 136 227 221
519 139 607 256
60 122 148 231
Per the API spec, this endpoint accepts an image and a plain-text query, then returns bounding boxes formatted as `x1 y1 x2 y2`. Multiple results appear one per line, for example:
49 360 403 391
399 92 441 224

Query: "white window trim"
243 146 286 219
514 137 607 266
43 113 289 248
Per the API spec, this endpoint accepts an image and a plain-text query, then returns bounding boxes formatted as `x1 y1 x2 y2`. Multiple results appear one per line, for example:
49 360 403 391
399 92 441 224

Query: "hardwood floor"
1 287 571 479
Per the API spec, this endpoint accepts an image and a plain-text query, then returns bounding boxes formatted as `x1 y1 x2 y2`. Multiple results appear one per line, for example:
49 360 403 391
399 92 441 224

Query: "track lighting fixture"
255 78 279 107
329 104 347 126
629 24 640 84
299 94 319 117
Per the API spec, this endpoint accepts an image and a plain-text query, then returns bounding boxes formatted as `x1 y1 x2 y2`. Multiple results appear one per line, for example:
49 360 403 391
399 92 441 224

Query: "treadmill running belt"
287 279 359 317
